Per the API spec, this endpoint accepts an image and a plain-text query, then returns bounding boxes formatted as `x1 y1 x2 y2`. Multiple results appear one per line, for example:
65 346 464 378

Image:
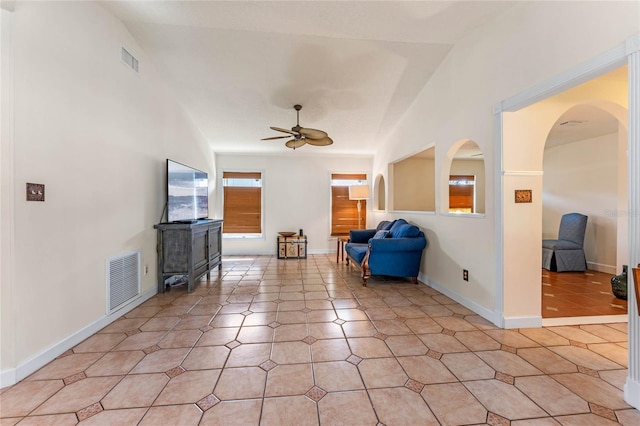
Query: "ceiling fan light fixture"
261 104 332 149
285 139 306 150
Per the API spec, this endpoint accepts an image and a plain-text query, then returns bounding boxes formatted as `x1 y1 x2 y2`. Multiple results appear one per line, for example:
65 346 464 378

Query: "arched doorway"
541 103 628 319
500 66 629 328
496 33 640 414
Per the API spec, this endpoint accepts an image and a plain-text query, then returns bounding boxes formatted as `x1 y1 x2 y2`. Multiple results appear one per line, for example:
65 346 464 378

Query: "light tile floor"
2 254 639 425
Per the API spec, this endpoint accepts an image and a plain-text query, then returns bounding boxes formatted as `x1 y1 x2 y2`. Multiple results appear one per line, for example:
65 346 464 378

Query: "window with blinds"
222 171 262 235
331 173 367 236
449 175 475 213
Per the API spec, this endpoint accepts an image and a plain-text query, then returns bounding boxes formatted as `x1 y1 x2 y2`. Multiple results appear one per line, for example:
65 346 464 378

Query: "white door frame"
494 33 640 409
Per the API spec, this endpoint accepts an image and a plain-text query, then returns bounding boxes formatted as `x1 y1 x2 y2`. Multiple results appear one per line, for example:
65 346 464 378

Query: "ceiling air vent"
121 47 139 72
559 120 585 127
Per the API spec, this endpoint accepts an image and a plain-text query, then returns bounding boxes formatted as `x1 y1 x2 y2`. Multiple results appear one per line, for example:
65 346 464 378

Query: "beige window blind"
223 171 262 234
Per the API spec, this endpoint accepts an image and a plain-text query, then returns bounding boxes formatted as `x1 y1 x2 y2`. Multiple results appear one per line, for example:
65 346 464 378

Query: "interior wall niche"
374 174 386 211
444 140 485 214
391 146 435 212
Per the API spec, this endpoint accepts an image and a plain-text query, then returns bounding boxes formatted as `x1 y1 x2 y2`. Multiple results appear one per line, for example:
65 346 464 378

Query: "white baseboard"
222 249 335 256
542 314 627 327
624 376 640 410
310 249 334 255
419 274 499 327
503 315 543 329
0 286 157 389
222 250 275 256
587 261 617 275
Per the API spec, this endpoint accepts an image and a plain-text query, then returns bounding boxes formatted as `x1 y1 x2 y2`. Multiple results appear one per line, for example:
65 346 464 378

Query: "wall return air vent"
106 250 141 314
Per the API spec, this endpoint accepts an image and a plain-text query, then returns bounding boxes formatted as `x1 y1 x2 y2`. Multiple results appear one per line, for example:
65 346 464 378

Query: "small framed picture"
515 189 532 203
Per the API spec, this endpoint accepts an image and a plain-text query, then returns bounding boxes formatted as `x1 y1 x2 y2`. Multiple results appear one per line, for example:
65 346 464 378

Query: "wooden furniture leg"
336 236 349 263
361 251 371 286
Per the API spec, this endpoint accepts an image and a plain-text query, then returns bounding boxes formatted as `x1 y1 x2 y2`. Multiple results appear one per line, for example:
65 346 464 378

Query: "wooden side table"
336 236 350 263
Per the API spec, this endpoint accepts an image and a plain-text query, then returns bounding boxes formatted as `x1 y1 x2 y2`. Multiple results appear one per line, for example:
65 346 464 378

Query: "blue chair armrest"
349 229 376 244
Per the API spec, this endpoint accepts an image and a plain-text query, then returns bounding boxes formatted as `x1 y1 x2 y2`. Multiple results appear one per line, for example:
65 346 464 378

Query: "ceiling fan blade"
285 139 307 149
299 127 328 139
305 136 333 146
270 126 297 135
261 135 291 140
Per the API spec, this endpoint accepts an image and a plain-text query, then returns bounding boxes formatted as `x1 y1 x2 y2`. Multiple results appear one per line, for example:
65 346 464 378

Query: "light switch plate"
26 183 45 202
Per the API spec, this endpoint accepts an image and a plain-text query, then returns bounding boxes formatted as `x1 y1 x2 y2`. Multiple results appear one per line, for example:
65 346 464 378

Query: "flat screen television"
166 159 209 223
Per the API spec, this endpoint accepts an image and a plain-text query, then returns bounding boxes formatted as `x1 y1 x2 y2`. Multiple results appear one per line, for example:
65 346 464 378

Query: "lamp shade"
349 184 370 200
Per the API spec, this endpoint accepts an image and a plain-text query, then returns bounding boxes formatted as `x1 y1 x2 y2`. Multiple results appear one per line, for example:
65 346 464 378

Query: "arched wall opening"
390 145 436 212
501 67 629 325
440 139 486 215
374 174 386 211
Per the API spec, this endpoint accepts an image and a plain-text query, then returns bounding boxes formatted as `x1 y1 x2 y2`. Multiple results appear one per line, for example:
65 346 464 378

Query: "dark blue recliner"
542 213 588 272
345 219 428 286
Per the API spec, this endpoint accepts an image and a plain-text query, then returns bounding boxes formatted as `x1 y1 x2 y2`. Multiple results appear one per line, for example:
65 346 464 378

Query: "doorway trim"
494 32 640 409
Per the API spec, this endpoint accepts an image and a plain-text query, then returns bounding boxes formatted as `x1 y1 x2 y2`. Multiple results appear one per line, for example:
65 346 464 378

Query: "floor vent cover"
107 250 141 313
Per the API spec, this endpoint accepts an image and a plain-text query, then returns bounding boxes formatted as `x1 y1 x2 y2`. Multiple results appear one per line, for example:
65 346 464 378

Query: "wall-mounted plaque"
515 189 532 203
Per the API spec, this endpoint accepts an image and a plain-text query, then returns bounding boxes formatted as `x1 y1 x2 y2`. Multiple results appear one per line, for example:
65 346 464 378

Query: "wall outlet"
463 269 469 281
144 265 149 275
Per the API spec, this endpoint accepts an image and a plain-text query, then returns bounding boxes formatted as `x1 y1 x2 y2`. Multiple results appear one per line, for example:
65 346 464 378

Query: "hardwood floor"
542 269 628 318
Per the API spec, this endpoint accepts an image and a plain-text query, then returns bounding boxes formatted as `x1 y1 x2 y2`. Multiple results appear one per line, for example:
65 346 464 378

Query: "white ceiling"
545 66 628 149
545 104 621 149
101 1 517 155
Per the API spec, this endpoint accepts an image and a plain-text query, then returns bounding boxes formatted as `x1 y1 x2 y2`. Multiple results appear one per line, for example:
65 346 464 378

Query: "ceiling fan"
261 104 333 149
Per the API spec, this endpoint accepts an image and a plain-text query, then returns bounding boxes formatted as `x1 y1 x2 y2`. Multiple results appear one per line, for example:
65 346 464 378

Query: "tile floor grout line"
1 254 635 424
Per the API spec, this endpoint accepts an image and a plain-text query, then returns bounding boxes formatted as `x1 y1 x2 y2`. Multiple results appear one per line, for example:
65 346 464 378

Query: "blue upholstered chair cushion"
376 221 393 231
381 220 395 230
388 219 408 236
349 229 377 244
541 212 588 272
392 224 421 238
372 230 389 239
346 243 368 264
557 213 588 247
542 239 582 250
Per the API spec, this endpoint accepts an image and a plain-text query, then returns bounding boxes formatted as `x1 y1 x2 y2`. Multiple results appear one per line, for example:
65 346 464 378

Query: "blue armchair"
345 219 428 286
542 213 588 272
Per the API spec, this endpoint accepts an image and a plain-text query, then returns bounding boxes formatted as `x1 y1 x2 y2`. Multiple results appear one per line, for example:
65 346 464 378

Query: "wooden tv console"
154 219 222 293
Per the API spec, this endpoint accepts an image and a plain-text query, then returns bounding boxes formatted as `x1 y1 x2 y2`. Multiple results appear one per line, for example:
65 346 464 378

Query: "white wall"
215 153 372 255
542 133 619 274
1 1 213 383
371 1 638 322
